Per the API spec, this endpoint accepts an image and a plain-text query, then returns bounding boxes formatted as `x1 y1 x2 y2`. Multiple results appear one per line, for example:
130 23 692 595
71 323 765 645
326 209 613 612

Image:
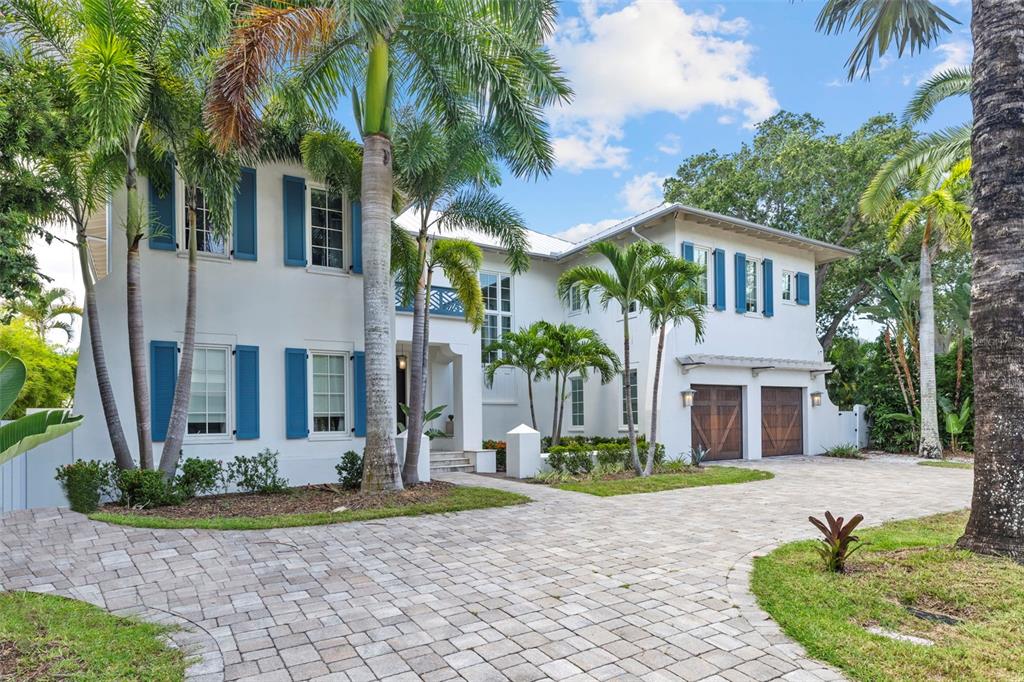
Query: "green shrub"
176 458 223 498
116 468 180 508
335 450 363 489
228 449 288 494
552 439 665 469
54 459 115 513
483 439 506 471
547 449 593 475
824 443 864 459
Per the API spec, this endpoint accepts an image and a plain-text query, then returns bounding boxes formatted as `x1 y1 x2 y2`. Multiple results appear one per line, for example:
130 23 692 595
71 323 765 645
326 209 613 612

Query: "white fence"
0 422 73 513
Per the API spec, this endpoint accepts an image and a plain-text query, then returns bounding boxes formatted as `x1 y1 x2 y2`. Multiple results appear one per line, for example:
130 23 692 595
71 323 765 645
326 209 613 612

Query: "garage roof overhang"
676 354 834 378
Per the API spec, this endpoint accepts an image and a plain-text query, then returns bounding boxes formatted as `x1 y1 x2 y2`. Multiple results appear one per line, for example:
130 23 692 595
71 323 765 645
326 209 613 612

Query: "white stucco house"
65 157 865 487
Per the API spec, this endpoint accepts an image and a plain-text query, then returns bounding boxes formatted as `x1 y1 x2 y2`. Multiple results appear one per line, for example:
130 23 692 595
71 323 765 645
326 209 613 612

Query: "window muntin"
312 353 347 433
481 272 513 364
188 346 228 435
184 189 226 255
570 376 584 428
745 258 759 313
621 368 638 426
693 246 710 305
569 284 583 313
781 271 794 303
311 188 345 269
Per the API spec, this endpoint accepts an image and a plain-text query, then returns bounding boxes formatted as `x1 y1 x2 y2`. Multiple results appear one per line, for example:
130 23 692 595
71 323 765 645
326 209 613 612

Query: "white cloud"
926 38 972 80
619 172 665 213
657 133 682 156
555 217 622 243
548 0 778 171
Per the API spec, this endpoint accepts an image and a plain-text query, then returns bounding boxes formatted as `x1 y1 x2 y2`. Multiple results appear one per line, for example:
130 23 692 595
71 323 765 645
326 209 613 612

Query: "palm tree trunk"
159 202 198 476
526 372 537 430
623 309 640 475
125 154 153 470
896 333 918 410
77 225 134 470
918 237 943 459
955 332 964 408
883 330 912 414
555 377 567 446
644 324 666 477
403 240 429 486
360 133 402 492
957 0 1024 561
549 372 560 447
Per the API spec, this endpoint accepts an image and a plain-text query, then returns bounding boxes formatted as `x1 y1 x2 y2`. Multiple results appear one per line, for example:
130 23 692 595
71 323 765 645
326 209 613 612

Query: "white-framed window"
781 270 795 304
311 352 348 434
627 300 638 315
569 376 585 429
187 345 230 437
310 187 345 269
693 246 711 306
621 368 638 427
183 189 227 255
481 272 512 364
569 284 583 314
745 257 760 314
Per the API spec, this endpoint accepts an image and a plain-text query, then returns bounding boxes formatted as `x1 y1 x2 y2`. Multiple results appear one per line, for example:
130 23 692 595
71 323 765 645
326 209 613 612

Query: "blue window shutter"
148 157 176 251
150 341 178 441
233 167 257 261
713 248 726 311
796 271 811 305
734 252 747 313
351 200 362 274
284 348 308 438
282 175 306 266
235 345 260 439
763 258 774 317
353 351 366 437
682 241 694 262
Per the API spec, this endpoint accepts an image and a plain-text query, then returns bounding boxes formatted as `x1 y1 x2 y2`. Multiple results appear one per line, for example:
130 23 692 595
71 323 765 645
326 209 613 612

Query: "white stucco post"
506 424 540 479
453 342 483 451
743 383 763 460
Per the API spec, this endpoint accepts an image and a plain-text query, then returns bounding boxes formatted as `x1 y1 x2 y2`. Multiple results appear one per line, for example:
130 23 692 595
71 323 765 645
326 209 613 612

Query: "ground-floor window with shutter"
188 346 229 436
311 352 347 434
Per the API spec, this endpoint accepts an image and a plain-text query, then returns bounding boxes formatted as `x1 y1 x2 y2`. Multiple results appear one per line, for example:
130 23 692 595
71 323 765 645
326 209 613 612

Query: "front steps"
430 451 474 473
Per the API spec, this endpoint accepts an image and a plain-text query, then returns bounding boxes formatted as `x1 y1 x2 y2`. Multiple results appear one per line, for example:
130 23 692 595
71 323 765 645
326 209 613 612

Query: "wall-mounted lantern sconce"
398 355 408 371
681 389 696 407
810 391 823 407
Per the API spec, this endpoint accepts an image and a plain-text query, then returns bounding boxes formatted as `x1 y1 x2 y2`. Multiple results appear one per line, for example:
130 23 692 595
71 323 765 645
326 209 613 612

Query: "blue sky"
486 0 972 242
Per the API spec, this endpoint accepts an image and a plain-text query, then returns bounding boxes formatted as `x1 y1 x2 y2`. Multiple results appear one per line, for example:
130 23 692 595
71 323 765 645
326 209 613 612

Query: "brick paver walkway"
0 456 971 681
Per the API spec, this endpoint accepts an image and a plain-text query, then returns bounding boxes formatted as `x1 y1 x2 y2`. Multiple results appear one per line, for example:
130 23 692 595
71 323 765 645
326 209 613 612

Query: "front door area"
691 384 743 461
761 387 804 456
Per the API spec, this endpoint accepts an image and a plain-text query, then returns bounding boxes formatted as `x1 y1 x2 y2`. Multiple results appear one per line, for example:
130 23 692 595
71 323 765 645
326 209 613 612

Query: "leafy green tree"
206 0 571 492
483 322 548 432
662 112 914 352
7 287 82 343
0 320 77 419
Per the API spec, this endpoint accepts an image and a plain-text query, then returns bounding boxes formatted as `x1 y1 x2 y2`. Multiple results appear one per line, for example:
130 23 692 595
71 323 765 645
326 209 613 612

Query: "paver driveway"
0 457 971 682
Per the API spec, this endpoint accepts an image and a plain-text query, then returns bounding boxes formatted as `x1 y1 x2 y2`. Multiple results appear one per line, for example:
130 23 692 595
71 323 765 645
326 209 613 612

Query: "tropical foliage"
0 320 77 419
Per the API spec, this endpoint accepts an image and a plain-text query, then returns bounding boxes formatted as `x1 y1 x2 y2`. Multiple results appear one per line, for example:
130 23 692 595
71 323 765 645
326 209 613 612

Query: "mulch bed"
98 481 456 519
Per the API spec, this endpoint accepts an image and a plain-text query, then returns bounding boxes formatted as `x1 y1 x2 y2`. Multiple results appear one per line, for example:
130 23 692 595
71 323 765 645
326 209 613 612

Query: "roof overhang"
676 353 833 378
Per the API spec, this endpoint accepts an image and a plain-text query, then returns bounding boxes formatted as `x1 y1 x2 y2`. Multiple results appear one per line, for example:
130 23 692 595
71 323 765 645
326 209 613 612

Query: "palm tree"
206 0 570 493
860 268 921 418
5 0 231 470
557 241 681 475
640 266 706 476
392 115 528 485
863 159 971 459
540 323 620 448
9 287 82 344
937 271 971 408
483 322 548 432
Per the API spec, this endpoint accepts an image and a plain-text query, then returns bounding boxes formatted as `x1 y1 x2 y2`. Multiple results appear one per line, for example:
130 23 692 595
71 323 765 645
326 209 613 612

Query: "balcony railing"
395 285 465 318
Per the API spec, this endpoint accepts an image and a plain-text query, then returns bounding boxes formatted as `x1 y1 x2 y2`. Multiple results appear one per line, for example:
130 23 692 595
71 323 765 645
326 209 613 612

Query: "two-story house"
70 160 860 484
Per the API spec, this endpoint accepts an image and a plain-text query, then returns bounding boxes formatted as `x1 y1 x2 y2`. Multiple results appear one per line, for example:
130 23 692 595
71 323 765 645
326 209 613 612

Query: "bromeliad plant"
809 511 866 573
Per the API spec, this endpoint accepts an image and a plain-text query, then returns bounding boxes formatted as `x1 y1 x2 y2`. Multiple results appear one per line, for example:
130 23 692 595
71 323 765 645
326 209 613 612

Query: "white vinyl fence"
0 420 73 513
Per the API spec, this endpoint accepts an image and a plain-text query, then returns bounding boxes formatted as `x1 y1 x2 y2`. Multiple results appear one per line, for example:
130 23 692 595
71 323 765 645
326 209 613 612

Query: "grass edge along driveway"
556 466 773 496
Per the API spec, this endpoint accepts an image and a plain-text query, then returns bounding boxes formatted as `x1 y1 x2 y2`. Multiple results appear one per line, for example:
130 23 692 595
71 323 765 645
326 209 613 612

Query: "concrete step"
430 452 471 464
429 451 474 473
430 463 475 473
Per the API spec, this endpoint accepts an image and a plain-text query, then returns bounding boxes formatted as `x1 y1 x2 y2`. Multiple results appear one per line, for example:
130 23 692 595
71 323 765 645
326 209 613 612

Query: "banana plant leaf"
0 351 27 418
0 409 84 467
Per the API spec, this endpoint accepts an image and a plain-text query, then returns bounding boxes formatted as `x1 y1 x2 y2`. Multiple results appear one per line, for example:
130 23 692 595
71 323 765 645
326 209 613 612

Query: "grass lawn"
751 510 1024 681
918 460 973 470
90 486 529 530
555 466 773 496
0 592 187 681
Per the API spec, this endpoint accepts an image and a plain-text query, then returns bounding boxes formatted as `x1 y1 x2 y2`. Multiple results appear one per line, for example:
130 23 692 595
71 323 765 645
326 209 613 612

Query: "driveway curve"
0 457 972 681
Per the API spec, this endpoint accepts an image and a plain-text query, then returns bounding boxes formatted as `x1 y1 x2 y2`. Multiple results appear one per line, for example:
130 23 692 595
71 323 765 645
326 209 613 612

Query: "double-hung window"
781 270 795 304
188 346 229 435
569 284 583 314
312 353 347 434
621 368 638 427
311 187 345 269
184 189 227 255
745 258 760 313
569 376 585 428
693 246 711 305
481 272 512 364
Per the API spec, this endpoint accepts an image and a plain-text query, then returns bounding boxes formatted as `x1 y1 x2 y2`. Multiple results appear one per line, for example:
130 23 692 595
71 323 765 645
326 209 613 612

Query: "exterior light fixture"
810 391 823 407
398 355 407 370
681 389 696 407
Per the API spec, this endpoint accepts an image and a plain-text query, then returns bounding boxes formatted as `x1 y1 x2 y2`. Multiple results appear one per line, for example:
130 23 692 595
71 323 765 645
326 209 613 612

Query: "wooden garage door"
761 387 803 456
691 385 743 461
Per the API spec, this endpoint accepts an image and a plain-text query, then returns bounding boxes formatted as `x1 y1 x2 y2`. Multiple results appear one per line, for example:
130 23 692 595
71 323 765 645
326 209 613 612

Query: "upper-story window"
187 346 229 436
569 283 583 313
693 246 711 305
184 189 227 255
311 187 345 269
481 272 512 364
781 270 795 304
745 258 760 313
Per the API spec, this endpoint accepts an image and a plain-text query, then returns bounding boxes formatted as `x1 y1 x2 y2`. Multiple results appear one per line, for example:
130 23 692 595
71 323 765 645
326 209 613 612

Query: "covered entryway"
691 384 743 460
761 387 803 456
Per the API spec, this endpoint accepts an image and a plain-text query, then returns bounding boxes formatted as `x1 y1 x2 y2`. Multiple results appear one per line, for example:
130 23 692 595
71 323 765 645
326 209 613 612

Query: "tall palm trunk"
555 377 568 446
159 201 199 476
76 224 134 470
957 0 1024 561
125 147 153 470
644 324 667 476
623 309 640 474
360 133 402 492
549 371 560 446
954 333 965 407
883 330 912 414
403 239 429 486
526 373 538 431
918 233 943 459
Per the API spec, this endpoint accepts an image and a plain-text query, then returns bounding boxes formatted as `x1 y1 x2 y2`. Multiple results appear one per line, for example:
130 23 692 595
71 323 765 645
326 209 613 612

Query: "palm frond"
2 0 78 58
904 66 970 124
431 238 485 330
439 188 530 274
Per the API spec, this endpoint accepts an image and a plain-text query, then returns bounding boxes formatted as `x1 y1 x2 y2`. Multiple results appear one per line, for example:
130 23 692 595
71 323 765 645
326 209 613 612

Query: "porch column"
452 341 483 451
